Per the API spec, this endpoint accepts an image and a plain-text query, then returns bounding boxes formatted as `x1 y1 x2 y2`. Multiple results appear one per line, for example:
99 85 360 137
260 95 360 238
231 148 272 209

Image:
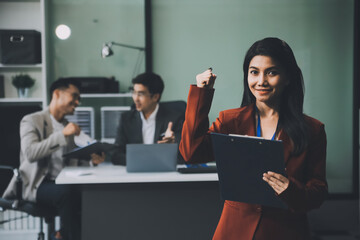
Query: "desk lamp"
101 42 145 78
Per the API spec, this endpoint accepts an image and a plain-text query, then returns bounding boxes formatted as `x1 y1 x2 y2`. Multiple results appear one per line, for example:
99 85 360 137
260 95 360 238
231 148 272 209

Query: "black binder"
63 142 118 159
210 132 287 209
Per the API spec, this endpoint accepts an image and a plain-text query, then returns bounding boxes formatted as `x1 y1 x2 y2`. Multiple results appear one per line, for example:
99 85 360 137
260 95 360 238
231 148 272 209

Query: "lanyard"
256 109 276 140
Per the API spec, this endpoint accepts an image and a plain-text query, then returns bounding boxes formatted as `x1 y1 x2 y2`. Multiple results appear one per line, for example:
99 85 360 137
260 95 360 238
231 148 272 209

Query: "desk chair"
0 165 57 240
0 105 57 240
160 100 187 114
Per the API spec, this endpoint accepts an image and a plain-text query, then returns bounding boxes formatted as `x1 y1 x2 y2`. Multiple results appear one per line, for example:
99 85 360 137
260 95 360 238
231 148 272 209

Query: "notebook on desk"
126 143 178 172
210 132 287 209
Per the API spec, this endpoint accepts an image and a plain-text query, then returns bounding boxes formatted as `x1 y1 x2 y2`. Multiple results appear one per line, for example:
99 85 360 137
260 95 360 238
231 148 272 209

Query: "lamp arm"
110 42 145 51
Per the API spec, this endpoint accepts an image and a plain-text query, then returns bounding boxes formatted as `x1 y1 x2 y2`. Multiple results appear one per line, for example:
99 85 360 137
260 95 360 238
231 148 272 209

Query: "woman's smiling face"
247 55 288 106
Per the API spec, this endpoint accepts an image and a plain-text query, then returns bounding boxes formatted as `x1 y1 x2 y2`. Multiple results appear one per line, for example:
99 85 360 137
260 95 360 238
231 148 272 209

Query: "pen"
79 172 93 176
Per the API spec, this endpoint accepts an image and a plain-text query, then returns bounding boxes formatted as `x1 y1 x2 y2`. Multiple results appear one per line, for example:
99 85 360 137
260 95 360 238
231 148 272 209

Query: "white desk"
56 164 222 240
56 164 218 184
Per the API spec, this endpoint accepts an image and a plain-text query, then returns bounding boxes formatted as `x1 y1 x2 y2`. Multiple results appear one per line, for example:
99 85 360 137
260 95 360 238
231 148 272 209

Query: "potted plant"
11 73 36 98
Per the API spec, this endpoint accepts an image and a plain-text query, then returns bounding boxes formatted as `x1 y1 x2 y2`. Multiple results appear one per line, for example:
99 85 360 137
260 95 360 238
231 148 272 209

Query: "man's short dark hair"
132 72 164 101
49 78 81 100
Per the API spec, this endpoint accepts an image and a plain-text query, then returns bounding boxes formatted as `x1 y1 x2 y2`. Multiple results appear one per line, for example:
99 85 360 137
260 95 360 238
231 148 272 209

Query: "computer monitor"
101 106 131 143
64 107 95 139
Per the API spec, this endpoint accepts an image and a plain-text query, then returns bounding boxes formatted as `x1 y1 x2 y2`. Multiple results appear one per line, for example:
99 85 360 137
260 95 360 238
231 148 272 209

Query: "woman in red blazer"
179 37 327 240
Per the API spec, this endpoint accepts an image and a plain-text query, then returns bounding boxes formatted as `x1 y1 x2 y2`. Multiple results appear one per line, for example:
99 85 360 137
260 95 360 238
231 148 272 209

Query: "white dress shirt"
140 104 159 144
48 114 66 179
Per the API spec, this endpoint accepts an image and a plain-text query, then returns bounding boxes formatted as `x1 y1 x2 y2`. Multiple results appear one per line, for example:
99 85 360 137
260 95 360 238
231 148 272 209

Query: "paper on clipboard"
210 132 287 209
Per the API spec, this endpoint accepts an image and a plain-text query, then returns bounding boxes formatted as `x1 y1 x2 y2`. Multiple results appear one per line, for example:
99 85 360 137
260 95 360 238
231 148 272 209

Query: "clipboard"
210 132 287 209
63 142 118 159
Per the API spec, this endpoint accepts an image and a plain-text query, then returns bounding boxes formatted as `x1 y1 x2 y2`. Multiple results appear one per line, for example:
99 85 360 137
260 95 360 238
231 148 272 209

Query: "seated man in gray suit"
3 78 105 240
109 72 184 165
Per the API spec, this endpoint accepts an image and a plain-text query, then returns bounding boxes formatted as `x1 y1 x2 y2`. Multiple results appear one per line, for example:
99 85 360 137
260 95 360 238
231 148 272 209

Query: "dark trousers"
36 179 81 240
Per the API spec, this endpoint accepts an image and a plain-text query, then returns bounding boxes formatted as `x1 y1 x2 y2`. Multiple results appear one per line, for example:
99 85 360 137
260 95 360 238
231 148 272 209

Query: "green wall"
152 0 354 194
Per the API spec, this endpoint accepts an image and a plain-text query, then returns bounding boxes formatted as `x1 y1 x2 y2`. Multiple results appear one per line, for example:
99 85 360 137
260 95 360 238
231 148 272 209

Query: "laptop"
210 132 287 209
126 143 178 172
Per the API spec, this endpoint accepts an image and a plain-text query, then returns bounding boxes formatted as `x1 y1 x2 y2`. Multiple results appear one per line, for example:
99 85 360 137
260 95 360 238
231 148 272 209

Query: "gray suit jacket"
109 103 184 165
3 109 89 202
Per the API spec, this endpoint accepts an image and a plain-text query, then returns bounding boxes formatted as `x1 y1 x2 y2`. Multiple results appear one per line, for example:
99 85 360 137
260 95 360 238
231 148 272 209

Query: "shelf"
0 98 43 103
81 93 132 98
0 0 39 2
0 63 42 70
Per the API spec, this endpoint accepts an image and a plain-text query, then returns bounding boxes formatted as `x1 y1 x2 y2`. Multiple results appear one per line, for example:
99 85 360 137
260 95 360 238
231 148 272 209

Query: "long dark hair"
241 37 308 155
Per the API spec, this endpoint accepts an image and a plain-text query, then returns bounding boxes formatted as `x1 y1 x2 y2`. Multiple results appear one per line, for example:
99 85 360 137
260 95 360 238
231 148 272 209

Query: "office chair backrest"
160 100 187 114
0 167 13 199
0 104 42 196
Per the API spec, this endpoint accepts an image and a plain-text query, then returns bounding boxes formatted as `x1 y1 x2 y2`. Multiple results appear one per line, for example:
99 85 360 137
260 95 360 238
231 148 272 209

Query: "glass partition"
46 0 145 93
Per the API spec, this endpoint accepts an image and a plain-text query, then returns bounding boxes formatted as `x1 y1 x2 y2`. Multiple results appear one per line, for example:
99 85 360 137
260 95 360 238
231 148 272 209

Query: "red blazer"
179 85 328 240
